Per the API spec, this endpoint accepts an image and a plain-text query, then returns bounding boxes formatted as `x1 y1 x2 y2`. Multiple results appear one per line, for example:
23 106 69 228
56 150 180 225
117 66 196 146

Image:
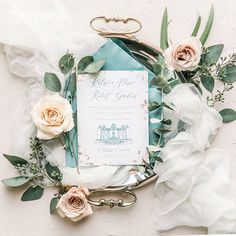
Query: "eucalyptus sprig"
43 52 106 169
2 137 62 201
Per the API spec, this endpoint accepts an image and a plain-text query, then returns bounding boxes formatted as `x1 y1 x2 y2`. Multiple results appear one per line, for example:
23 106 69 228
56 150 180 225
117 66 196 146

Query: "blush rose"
56 186 93 222
31 94 74 140
163 37 202 71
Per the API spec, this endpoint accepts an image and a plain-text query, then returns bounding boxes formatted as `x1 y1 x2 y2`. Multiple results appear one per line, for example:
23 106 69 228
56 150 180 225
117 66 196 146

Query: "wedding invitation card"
77 70 149 166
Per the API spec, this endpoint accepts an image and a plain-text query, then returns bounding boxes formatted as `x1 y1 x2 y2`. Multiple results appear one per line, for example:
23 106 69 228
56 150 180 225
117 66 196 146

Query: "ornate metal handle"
90 16 142 36
87 187 137 208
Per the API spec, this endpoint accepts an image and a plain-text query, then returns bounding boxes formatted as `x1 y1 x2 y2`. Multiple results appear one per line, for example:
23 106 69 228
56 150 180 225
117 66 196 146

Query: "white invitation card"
77 70 149 166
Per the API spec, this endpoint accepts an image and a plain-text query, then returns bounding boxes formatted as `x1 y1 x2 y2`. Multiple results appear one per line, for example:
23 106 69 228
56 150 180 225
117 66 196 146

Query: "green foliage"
201 75 215 92
161 119 172 125
77 57 105 74
44 72 62 92
21 185 44 201
148 102 161 111
59 53 75 74
3 154 28 167
220 65 236 83
152 63 162 75
147 149 163 163
160 7 169 50
207 83 234 106
153 155 163 163
2 176 29 187
191 16 202 37
77 56 94 71
151 152 163 163
150 76 170 91
201 44 224 66
50 196 59 214
153 128 171 135
200 5 214 45
3 137 62 197
148 102 173 112
219 108 236 123
161 102 174 110
45 162 62 182
83 59 105 74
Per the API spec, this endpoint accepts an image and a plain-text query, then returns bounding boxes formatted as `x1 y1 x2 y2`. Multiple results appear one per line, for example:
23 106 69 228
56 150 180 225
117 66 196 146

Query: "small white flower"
163 36 202 71
31 94 74 140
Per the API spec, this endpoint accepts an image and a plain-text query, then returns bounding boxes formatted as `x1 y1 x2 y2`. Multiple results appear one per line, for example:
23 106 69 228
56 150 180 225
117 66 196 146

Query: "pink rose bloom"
56 186 93 222
163 37 202 71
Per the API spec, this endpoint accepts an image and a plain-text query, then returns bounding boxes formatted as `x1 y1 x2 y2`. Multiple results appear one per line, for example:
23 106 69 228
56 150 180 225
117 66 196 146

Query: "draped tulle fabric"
1 0 236 233
0 0 133 189
153 84 236 233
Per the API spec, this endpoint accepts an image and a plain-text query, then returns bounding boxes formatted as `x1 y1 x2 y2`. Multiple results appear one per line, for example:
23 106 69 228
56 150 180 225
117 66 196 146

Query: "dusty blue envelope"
66 39 162 167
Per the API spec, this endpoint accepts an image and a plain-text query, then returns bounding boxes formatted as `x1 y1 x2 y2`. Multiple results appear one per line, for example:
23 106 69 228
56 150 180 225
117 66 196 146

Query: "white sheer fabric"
153 84 236 234
1 0 236 233
0 0 133 189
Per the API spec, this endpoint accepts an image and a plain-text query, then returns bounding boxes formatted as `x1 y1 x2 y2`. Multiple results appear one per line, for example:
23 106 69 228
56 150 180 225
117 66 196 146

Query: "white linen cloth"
0 0 236 234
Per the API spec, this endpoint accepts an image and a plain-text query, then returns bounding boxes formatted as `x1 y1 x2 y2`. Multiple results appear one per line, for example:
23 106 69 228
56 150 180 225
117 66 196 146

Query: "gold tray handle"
87 188 137 208
90 16 142 36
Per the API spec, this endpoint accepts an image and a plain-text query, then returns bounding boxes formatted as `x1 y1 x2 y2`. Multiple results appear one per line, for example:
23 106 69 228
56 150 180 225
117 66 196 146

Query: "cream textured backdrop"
0 0 235 235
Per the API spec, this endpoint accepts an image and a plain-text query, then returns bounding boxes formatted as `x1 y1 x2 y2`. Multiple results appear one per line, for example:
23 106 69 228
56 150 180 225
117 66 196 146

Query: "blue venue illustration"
97 123 131 144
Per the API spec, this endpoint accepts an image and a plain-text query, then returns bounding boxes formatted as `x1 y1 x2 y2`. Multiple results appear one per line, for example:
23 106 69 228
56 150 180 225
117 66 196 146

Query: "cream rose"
163 37 202 71
56 186 93 222
31 94 74 140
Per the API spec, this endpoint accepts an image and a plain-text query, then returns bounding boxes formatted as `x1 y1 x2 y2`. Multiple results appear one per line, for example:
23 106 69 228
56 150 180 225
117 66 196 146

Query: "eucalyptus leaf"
220 65 236 83
219 108 236 123
152 63 162 75
200 5 214 45
44 73 61 92
3 154 28 167
21 186 44 201
45 162 61 181
50 196 59 214
150 76 168 88
161 119 172 125
200 75 215 92
148 102 161 111
160 7 169 50
161 102 174 110
153 155 163 163
78 56 94 71
191 16 202 37
2 176 29 187
163 85 171 94
202 44 224 65
59 54 74 74
148 150 163 163
153 128 171 135
83 59 105 74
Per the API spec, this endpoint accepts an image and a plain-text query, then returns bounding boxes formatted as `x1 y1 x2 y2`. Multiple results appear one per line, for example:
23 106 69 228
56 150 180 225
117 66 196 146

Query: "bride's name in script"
90 77 137 103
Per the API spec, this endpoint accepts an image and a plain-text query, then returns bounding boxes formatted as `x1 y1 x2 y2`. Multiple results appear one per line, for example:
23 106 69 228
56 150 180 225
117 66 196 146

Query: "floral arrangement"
2 55 105 222
158 6 236 118
2 5 236 223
